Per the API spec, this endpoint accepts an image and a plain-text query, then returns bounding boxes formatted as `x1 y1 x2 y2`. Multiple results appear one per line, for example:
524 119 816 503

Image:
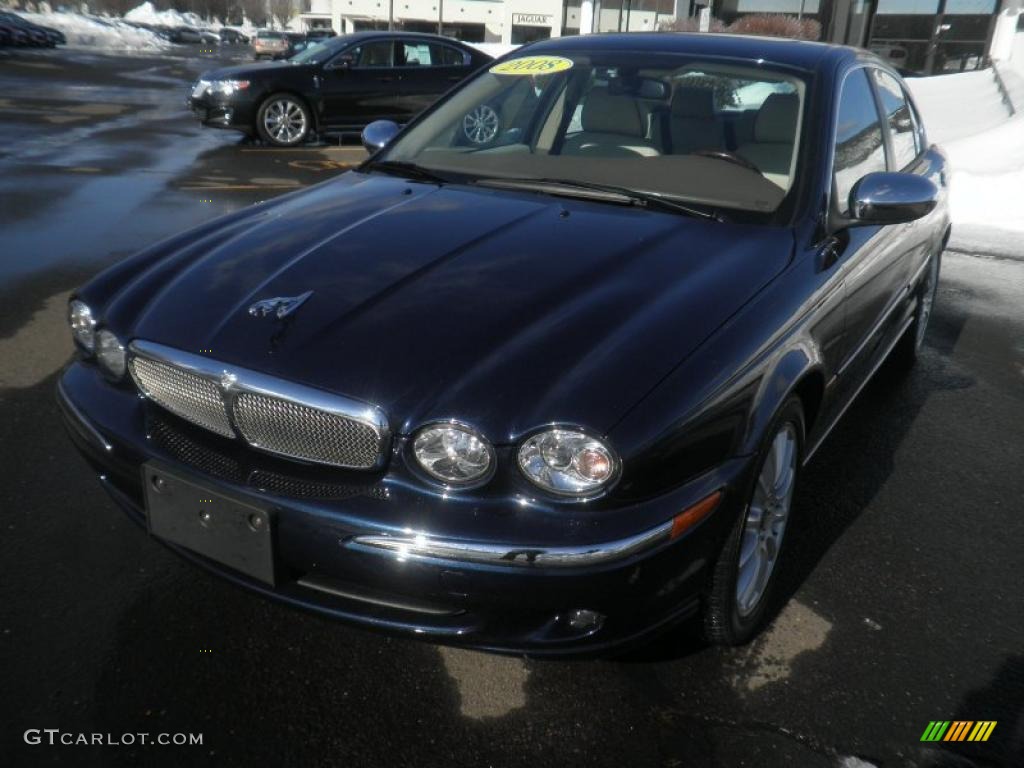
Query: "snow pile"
907 70 1010 144
124 2 203 30
907 68 1024 257
18 11 171 51
942 113 1024 257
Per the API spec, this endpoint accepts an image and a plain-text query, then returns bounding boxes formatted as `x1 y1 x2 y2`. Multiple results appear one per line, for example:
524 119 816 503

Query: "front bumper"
187 94 257 133
57 361 752 655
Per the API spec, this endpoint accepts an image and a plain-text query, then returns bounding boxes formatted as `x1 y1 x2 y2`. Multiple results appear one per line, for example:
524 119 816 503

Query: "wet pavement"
1 48 1022 768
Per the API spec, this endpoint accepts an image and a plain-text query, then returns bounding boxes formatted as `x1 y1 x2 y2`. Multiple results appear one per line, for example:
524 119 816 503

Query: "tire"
891 250 941 367
704 397 805 646
255 93 312 147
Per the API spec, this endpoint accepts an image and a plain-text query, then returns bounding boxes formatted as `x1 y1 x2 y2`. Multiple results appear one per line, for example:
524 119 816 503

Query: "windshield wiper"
473 177 721 221
364 160 450 184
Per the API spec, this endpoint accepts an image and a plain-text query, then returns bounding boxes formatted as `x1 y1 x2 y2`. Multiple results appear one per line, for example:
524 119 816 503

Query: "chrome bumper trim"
349 521 674 569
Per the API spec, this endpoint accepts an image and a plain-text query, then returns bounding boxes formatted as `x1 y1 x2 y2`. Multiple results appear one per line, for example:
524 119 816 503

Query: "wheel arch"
741 346 826 457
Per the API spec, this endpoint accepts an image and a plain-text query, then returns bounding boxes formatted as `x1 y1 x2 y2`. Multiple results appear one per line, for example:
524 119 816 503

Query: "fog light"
566 608 605 633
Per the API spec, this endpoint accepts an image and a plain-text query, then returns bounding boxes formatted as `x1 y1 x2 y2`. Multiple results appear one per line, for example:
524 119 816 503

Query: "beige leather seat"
736 93 799 188
561 88 660 158
669 86 725 155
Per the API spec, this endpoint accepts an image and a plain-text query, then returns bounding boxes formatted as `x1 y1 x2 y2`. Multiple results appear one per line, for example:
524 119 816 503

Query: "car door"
829 67 911 396
320 39 401 129
393 41 472 121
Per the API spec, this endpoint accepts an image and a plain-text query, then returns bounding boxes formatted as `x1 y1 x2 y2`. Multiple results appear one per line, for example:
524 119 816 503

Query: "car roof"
346 30 477 48
525 32 863 74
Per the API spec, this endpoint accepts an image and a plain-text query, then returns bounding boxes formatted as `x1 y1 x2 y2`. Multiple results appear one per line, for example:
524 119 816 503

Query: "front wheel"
256 94 311 147
704 397 804 646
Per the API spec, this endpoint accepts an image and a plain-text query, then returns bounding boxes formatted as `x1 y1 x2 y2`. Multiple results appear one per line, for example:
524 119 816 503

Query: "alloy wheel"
735 423 797 617
263 98 307 145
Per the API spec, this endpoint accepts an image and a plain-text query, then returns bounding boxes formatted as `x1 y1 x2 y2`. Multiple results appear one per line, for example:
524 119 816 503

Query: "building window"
511 25 553 44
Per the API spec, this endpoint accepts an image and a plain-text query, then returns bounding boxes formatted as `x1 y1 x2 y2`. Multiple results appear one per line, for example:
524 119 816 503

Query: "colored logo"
921 721 997 742
490 56 574 76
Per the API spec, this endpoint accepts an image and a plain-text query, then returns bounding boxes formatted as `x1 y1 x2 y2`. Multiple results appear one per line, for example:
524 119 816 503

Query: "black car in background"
0 11 65 47
0 22 29 46
306 28 336 40
189 31 491 146
219 28 249 45
167 26 206 44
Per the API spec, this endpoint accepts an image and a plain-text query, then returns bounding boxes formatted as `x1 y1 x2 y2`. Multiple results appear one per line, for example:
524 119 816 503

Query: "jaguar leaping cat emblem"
248 290 314 320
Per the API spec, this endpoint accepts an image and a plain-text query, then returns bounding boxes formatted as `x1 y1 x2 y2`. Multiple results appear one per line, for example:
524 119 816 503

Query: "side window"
432 44 468 67
401 43 432 67
351 41 393 68
833 69 888 216
872 69 919 169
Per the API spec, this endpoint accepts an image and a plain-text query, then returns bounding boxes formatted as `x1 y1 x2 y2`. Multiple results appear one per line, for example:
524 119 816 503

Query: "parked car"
0 12 60 46
0 22 30 46
252 29 289 60
306 28 336 40
219 27 249 44
190 31 491 145
61 33 949 654
167 26 203 44
199 29 221 45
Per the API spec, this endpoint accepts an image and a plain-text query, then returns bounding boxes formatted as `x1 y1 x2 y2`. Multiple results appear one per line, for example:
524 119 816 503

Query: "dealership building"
298 0 1020 74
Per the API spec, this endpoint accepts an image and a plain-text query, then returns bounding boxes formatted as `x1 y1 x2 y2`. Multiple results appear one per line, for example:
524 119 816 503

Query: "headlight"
96 329 126 379
412 423 494 485
518 429 618 496
68 300 96 353
211 79 250 96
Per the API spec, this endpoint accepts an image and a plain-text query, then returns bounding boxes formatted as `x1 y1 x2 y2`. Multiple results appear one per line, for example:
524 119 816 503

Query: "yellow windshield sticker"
490 56 574 76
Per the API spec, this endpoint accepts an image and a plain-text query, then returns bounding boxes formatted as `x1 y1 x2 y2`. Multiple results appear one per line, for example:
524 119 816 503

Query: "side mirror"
361 120 400 154
848 172 938 226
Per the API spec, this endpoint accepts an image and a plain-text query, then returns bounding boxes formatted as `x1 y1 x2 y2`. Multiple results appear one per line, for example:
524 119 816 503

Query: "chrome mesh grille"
232 392 382 469
129 356 234 438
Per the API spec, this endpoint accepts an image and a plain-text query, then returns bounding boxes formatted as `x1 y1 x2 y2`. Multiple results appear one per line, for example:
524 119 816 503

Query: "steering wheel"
691 150 762 174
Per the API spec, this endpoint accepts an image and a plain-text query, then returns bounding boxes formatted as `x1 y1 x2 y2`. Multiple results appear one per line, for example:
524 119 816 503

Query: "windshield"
375 52 808 213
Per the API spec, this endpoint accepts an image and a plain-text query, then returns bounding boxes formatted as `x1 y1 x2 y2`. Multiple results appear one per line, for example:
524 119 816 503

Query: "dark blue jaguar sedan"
59 33 949 654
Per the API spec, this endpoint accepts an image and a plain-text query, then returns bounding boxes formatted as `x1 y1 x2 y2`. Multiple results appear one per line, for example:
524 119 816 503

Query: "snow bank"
906 68 1023 257
124 2 203 30
907 70 1010 145
943 113 1024 257
19 11 170 51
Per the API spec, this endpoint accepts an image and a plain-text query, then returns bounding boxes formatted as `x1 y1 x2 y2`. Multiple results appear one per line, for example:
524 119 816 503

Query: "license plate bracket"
143 463 276 586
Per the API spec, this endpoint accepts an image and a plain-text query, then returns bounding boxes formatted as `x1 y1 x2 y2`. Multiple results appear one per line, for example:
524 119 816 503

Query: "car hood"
101 173 793 441
199 61 305 81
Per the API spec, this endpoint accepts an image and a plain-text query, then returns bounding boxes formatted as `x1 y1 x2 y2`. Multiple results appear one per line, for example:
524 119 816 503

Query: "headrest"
581 88 643 137
755 93 799 143
671 86 716 119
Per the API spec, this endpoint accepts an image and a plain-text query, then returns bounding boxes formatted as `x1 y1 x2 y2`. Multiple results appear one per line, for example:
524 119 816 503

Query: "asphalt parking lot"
1 47 1022 768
